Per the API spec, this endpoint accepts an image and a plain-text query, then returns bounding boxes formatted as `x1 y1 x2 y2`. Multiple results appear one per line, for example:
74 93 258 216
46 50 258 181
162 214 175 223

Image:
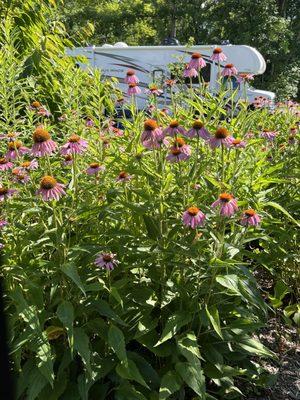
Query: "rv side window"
152 69 165 85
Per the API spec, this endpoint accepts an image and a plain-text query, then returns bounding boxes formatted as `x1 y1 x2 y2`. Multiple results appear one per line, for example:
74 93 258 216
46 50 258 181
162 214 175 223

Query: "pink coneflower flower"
231 138 246 148
211 47 227 62
0 157 13 171
240 209 261 226
95 252 119 271
209 127 234 148
86 163 105 175
30 101 42 110
32 127 57 157
167 138 191 162
111 127 124 137
63 154 73 166
145 85 163 96
188 52 206 70
142 130 169 149
12 168 30 184
37 107 51 117
164 79 177 87
237 73 254 84
37 176 66 201
0 220 8 229
260 129 277 141
6 141 29 160
127 83 141 95
171 137 191 155
245 131 255 139
211 193 238 217
163 120 187 137
125 69 139 84
60 134 88 155
187 120 210 140
221 64 238 77
116 171 132 182
0 187 17 201
183 66 198 78
290 126 298 135
182 206 206 228
85 118 94 127
141 119 161 142
20 159 38 171
0 132 20 141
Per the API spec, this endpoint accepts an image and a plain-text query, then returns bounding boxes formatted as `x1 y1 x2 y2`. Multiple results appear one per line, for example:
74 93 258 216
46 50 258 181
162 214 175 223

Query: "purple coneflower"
211 47 227 62
183 66 198 78
12 168 30 184
30 101 42 110
240 209 261 226
86 163 105 175
231 138 246 149
260 129 277 141
0 187 17 201
164 79 177 87
163 120 187 137
182 206 206 228
187 120 210 140
125 69 139 84
127 83 141 95
32 127 57 157
0 157 13 171
63 154 73 166
37 176 66 201
85 118 94 127
116 171 132 182
20 159 38 171
6 141 29 160
167 138 191 163
95 252 119 271
145 85 163 96
37 107 51 117
237 73 254 84
211 193 238 217
188 52 206 70
222 64 238 77
141 119 161 142
60 134 88 155
209 127 234 148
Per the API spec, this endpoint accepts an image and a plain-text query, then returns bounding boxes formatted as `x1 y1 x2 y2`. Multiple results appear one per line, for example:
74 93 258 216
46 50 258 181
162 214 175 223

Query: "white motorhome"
67 43 275 109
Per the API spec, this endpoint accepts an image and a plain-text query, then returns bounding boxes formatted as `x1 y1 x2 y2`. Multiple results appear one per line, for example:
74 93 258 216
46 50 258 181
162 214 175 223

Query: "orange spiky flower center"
144 119 158 131
31 101 41 108
169 120 179 128
193 120 204 129
244 209 256 217
0 188 8 195
213 47 222 54
33 128 51 143
40 176 57 190
103 254 112 262
8 140 22 150
191 52 201 59
126 69 135 76
150 85 158 91
119 171 128 179
219 193 233 202
187 206 199 216
21 161 31 168
0 158 7 164
174 137 185 147
215 128 229 139
225 63 234 68
90 162 99 169
64 154 73 161
69 134 80 143
171 148 181 156
232 139 241 145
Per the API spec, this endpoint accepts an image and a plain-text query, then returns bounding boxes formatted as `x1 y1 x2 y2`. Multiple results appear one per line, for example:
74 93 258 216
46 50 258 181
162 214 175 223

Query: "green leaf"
155 312 192 346
115 381 147 400
116 359 149 389
57 301 74 350
175 362 205 398
265 201 300 226
108 324 127 364
159 370 182 400
61 263 86 295
176 332 202 364
74 328 92 375
93 299 127 326
269 280 290 308
237 337 275 358
205 305 223 339
216 275 240 296
26 367 48 400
